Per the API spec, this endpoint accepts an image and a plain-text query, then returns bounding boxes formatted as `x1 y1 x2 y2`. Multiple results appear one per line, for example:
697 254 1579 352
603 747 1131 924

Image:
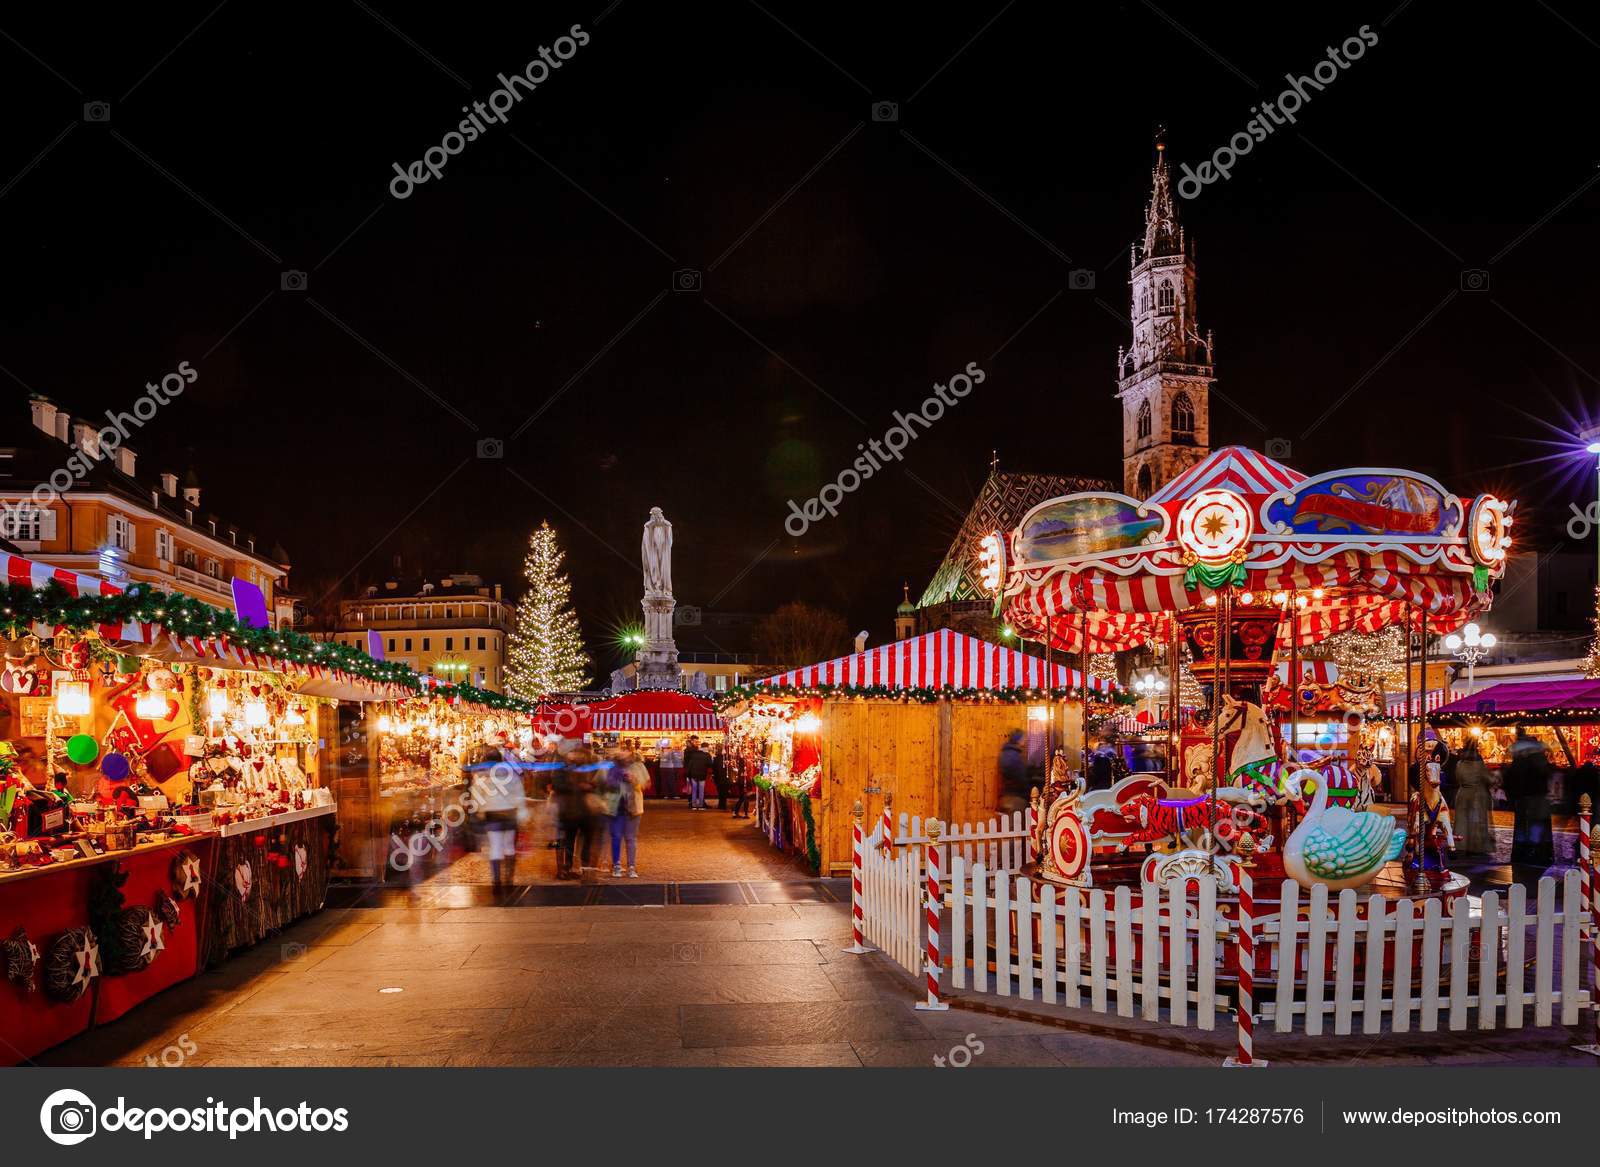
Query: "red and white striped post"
879 791 896 860
1224 860 1266 1067
916 818 949 1011
843 800 873 955
1578 796 1599 1057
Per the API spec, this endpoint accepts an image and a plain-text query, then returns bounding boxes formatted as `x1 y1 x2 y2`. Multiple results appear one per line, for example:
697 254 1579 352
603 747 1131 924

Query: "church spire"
1142 128 1182 260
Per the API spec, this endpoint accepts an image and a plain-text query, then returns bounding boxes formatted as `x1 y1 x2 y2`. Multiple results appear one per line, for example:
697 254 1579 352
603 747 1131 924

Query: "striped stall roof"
1 550 150 642
1387 689 1452 719
755 629 1117 694
1146 445 1304 506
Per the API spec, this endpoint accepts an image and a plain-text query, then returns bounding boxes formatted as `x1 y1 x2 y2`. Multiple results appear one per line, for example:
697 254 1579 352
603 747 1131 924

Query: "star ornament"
74 935 101 990
173 852 203 899
139 916 166 962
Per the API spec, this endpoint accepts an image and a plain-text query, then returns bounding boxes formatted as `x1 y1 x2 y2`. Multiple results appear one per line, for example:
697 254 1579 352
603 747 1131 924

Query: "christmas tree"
505 522 590 699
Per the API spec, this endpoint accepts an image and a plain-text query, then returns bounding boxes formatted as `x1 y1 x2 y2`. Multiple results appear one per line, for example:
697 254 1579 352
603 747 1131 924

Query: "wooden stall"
724 630 1122 875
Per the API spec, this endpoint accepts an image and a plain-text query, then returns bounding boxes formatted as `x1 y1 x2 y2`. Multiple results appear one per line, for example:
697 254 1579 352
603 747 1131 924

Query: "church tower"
1116 135 1213 498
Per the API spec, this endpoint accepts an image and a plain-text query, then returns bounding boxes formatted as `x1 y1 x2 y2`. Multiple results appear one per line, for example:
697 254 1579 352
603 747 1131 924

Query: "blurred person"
660 740 684 799
1451 739 1495 856
555 744 604 879
684 736 711 810
1568 754 1599 816
730 748 752 818
608 742 650 876
1505 730 1554 868
712 742 729 810
998 730 1027 814
467 747 528 895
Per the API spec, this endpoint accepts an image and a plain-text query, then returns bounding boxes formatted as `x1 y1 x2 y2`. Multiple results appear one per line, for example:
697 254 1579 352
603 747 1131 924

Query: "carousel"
990 446 1514 912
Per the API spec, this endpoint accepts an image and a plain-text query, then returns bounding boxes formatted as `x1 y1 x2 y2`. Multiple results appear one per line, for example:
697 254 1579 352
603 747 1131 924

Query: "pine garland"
0 580 532 712
505 521 590 699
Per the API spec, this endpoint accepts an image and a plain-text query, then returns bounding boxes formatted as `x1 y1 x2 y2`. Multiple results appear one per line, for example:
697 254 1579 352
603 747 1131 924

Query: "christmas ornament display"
155 890 181 930
234 860 253 902
66 734 100 765
293 844 308 880
45 927 101 1002
115 907 164 973
171 850 203 899
3 927 39 992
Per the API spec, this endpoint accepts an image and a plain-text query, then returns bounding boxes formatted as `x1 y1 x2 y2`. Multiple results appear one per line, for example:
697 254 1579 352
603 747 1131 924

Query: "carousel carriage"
992 446 1513 904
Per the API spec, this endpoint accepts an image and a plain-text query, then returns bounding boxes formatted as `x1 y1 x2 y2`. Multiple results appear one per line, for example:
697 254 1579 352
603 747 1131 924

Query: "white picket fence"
859 810 1031 977
856 813 1597 1045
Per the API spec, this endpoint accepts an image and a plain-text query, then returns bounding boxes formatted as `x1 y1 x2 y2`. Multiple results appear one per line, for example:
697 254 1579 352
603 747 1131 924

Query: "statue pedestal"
638 591 679 689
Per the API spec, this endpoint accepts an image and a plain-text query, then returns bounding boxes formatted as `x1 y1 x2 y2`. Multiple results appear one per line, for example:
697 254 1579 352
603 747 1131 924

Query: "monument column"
638 507 680 689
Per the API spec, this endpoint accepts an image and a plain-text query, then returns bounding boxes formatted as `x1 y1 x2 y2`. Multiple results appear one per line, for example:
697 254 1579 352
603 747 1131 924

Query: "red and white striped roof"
1 550 149 642
1146 445 1304 506
1387 689 1452 719
756 629 1117 694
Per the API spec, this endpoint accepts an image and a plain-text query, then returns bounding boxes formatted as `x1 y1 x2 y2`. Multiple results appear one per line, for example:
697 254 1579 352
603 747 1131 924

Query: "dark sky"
3 2 1598 674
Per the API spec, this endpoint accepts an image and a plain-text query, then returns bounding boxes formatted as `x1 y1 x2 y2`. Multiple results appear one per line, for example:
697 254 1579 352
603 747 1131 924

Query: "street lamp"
1443 622 1497 695
1584 426 1600 598
1133 671 1168 718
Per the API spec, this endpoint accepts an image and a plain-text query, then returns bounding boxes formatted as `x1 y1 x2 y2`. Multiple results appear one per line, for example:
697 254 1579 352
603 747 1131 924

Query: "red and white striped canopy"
1 550 150 642
536 691 725 734
756 629 1117 694
1387 689 1451 719
1146 445 1304 506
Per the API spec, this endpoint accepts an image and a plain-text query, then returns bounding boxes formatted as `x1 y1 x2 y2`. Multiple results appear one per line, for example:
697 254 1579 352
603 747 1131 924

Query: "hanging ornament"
154 890 181 930
1177 488 1253 589
3 927 40 992
115 907 164 973
233 860 253 901
45 927 101 1002
171 851 203 899
100 752 132 782
293 844 308 880
65 734 100 765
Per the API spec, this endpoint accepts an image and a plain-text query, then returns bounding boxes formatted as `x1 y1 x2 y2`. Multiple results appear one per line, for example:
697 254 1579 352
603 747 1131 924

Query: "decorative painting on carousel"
1014 494 1165 564
1264 470 1461 540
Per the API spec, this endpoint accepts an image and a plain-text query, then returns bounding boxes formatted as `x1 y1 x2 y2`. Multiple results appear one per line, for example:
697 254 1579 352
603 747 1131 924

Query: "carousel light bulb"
208 689 230 716
55 680 91 717
1311 588 1325 600
135 689 167 720
1239 591 1254 605
243 699 270 727
1272 591 1289 605
1204 595 1218 607
1296 595 1309 609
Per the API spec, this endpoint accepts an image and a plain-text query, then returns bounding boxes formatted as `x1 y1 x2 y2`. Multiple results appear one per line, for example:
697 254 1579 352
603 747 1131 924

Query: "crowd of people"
460 734 757 892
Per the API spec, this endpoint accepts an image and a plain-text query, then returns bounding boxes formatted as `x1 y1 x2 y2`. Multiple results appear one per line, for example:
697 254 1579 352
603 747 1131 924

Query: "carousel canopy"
1429 678 1600 726
995 446 1513 654
534 690 725 734
755 628 1118 694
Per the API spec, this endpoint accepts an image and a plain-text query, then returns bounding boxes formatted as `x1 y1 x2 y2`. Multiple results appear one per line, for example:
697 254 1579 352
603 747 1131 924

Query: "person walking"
467 746 527 896
712 743 729 810
730 748 751 818
684 736 711 810
1451 740 1495 856
607 744 649 877
555 744 603 879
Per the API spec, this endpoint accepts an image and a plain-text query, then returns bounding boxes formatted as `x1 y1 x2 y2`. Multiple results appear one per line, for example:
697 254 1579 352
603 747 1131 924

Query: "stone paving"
36 803 1598 1068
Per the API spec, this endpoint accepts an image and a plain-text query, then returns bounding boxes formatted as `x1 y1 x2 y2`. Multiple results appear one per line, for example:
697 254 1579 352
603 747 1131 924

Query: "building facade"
1116 138 1214 499
334 574 513 691
1 396 288 612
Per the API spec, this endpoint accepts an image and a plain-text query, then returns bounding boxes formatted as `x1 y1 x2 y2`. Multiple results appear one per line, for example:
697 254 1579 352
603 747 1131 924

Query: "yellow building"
2 396 288 614
334 574 513 692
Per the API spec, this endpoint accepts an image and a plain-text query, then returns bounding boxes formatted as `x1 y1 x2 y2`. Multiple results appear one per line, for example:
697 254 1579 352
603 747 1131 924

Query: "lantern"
55 680 91 717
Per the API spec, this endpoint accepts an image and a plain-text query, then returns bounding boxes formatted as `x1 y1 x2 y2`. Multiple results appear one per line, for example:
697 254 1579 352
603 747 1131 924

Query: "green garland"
753 775 821 873
0 580 534 713
715 681 1133 709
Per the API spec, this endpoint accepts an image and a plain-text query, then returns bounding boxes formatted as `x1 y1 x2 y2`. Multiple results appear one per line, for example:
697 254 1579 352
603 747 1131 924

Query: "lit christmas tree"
505 521 590 699
1321 623 1408 691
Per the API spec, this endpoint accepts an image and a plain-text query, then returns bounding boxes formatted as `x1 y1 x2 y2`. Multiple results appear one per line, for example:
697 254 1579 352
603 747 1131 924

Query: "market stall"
0 549 532 1061
532 691 725 795
1429 678 1600 773
720 628 1121 875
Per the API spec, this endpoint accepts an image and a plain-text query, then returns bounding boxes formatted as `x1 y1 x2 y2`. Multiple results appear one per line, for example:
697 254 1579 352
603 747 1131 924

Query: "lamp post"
1134 670 1168 721
1443 622 1497 696
1584 428 1600 601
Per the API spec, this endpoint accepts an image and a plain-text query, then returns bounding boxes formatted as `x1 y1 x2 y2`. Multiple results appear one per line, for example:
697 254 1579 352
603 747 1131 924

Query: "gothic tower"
1116 135 1214 498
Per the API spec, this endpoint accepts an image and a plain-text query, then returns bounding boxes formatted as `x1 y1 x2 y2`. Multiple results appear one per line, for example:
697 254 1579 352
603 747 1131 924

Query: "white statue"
642 507 673 597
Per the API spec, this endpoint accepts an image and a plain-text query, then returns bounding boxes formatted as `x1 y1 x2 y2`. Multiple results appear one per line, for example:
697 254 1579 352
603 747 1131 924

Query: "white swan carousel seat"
1281 768 1405 892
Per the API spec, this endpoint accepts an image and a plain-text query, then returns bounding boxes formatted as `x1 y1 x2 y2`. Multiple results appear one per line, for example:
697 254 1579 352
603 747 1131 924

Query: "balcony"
173 564 230 597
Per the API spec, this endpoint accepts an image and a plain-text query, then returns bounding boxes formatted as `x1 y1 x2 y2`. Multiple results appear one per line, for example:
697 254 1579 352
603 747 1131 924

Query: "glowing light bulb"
243 699 269 727
208 689 230 717
795 712 821 734
55 680 91 717
135 689 167 720
1239 591 1254 605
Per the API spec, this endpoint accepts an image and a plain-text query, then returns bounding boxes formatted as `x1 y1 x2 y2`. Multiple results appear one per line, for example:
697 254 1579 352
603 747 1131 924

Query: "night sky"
3 3 1597 676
